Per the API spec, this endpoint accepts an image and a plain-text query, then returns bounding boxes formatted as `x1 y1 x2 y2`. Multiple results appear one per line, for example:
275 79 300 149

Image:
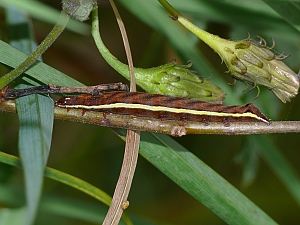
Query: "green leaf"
0 40 82 87
1 189 154 225
1 2 299 224
5 6 54 225
0 182 127 225
169 0 292 33
262 0 300 33
118 1 300 221
0 207 27 225
0 151 133 225
16 93 53 225
115 130 278 225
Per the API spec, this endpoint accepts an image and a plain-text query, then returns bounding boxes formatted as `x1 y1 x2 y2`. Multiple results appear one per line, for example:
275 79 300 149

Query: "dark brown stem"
1 83 128 100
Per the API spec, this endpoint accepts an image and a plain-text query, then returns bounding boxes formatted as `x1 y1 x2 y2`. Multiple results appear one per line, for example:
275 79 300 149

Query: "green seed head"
219 36 299 103
145 62 225 103
165 13 298 102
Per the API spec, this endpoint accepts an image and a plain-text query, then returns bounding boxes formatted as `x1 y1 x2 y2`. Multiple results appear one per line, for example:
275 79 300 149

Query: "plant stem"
1 101 300 135
0 12 70 89
157 0 232 53
91 6 153 90
101 1 140 224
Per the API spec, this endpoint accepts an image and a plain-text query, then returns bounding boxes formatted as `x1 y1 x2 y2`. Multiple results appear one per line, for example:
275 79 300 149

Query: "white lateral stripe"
64 103 266 122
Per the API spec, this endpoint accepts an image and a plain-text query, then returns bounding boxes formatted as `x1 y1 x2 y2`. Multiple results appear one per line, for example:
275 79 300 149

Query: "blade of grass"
16 92 53 225
0 183 157 225
0 40 82 86
0 1 298 223
262 0 300 33
0 36 298 221
0 208 26 225
0 10 70 89
122 1 300 212
5 6 54 225
115 129 278 225
170 0 293 33
0 151 133 225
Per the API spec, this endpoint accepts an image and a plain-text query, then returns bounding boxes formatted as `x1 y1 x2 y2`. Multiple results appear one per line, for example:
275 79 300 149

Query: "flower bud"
219 36 299 103
169 13 299 103
91 8 225 103
137 62 225 103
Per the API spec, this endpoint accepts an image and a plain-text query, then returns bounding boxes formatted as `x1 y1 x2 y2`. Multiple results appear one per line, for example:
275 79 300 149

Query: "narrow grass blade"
115 129 278 225
0 40 82 86
0 185 151 225
0 207 26 225
0 151 133 225
262 0 300 33
16 92 53 225
5 6 54 225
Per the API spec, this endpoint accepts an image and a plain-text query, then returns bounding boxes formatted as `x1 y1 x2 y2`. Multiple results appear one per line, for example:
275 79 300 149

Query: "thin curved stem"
99 2 140 225
0 12 70 89
157 0 225 53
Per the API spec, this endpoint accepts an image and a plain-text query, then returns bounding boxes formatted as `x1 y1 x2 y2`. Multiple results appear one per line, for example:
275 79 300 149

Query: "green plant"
0 0 300 225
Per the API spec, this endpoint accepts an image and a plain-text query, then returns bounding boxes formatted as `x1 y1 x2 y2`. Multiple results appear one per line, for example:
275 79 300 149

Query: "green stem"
91 6 128 78
0 12 70 89
157 0 232 53
91 6 153 90
91 6 225 101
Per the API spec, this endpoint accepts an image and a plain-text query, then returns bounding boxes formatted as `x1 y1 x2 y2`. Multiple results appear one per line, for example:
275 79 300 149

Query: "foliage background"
0 0 300 224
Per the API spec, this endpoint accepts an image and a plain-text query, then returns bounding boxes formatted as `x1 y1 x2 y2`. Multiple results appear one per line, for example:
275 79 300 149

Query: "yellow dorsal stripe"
64 102 267 122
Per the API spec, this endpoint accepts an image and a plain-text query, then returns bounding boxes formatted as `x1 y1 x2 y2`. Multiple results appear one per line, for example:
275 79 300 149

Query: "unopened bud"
138 62 225 103
219 36 299 103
